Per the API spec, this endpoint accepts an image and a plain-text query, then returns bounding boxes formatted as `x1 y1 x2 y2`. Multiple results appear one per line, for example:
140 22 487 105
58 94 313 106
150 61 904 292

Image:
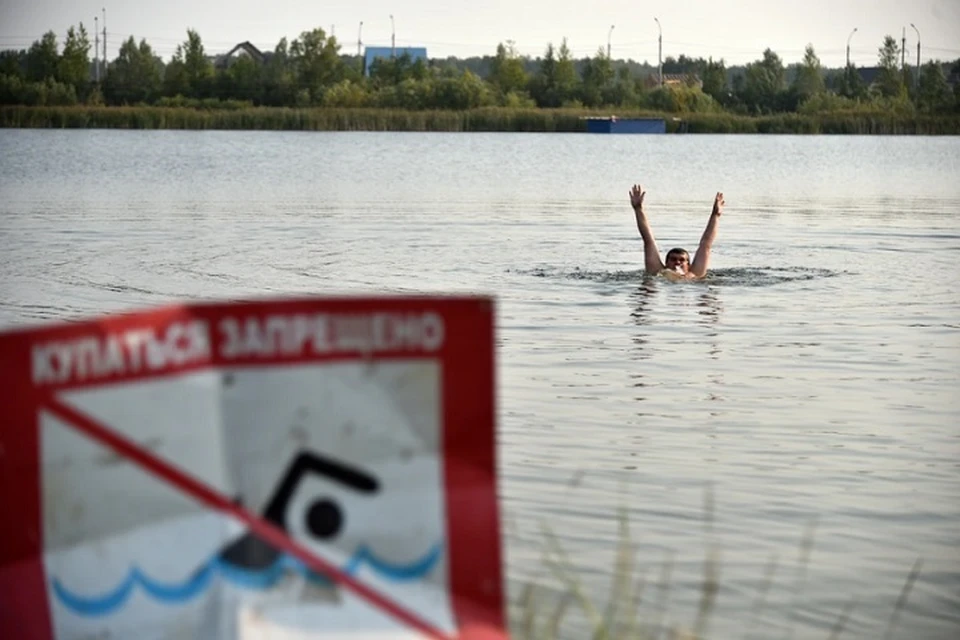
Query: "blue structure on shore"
363 46 428 76
584 117 666 134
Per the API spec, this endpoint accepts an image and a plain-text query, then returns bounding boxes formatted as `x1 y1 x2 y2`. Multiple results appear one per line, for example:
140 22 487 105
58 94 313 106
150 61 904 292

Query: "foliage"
7 104 958 135
57 24 91 93
0 50 26 78
104 37 163 105
916 61 953 112
836 64 869 100
0 25 958 129
797 92 865 114
644 86 721 113
488 42 529 96
792 45 825 102
580 47 614 108
875 35 906 99
290 28 343 104
741 48 786 113
26 31 59 83
322 80 373 108
369 52 428 88
699 58 727 103
529 39 578 108
0 75 77 106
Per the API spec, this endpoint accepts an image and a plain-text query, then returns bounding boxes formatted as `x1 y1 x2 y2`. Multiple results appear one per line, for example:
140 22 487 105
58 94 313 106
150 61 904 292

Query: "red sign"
0 295 505 640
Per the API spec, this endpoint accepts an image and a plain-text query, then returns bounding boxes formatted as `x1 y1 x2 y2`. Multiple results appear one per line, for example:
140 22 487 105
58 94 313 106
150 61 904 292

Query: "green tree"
530 43 557 106
875 35 905 98
602 66 644 107
369 52 427 87
662 54 698 74
58 24 91 93
289 27 344 103
554 39 578 103
104 36 162 104
530 39 578 107
165 29 214 99
262 38 297 106
217 54 263 102
741 48 786 113
488 42 528 95
916 61 952 112
163 58 189 97
321 79 373 107
581 46 613 107
432 70 494 109
837 63 868 99
699 57 727 102
953 59 960 111
792 44 825 101
26 31 59 82
0 50 26 78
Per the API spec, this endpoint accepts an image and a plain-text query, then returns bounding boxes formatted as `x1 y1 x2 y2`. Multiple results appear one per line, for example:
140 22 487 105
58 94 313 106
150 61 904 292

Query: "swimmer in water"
628 183 724 280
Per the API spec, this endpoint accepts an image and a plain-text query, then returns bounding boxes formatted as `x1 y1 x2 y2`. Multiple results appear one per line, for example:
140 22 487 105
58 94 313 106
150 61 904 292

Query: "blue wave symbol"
53 541 443 617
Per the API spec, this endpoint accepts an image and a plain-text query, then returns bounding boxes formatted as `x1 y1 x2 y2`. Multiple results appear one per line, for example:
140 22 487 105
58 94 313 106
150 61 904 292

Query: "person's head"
665 248 690 274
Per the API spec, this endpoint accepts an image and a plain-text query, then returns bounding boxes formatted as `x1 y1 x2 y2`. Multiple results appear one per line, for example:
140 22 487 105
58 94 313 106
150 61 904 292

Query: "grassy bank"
2 105 959 134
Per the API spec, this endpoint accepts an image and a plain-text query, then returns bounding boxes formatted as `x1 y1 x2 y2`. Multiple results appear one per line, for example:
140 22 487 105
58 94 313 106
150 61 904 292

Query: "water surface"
2 130 959 639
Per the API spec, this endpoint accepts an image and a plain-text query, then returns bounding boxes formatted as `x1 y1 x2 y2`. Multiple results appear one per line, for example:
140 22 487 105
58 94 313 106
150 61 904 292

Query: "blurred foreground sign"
0 296 505 640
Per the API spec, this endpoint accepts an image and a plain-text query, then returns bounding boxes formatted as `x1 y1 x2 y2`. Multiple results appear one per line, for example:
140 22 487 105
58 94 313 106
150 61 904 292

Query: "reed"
3 104 959 134
511 484 926 640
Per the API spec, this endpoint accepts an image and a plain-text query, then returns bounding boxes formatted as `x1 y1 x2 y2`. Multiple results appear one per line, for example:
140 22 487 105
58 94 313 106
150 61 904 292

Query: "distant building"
212 41 272 69
363 46 428 76
856 63 959 91
644 73 703 90
856 66 882 89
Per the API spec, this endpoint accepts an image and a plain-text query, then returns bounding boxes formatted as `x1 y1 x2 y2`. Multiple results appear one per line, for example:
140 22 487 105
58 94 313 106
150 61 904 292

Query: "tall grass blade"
786 516 819 640
538 520 604 632
603 505 636 638
826 595 859 640
743 553 779 640
882 558 923 640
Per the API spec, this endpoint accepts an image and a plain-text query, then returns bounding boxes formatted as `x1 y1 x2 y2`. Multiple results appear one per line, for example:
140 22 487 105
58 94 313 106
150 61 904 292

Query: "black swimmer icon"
218 451 380 570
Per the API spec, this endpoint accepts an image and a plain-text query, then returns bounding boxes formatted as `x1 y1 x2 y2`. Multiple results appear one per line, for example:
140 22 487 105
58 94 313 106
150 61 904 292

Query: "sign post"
0 295 506 640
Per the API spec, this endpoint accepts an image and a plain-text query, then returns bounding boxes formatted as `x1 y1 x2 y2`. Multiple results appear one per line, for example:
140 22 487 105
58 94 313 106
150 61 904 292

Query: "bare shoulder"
660 269 702 282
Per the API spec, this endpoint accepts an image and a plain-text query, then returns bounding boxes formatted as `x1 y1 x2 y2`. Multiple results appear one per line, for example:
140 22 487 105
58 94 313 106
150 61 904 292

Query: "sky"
1 0 959 69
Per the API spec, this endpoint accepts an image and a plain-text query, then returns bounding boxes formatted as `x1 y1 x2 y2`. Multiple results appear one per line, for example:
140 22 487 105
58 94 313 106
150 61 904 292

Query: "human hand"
629 184 646 212
712 191 724 216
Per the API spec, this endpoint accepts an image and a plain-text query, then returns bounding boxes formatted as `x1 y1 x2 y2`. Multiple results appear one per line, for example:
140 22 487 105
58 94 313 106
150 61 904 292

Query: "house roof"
214 41 268 68
645 72 703 86
856 66 882 86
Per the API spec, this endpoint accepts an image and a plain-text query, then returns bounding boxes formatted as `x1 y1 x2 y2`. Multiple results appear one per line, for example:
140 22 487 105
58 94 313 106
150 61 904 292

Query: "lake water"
1 129 959 639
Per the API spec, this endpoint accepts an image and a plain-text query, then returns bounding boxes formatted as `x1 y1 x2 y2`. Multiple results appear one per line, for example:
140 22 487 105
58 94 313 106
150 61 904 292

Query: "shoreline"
3 105 959 135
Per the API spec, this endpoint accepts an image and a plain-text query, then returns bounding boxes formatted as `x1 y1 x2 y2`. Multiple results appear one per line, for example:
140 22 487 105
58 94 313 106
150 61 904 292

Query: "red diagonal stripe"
41 395 450 640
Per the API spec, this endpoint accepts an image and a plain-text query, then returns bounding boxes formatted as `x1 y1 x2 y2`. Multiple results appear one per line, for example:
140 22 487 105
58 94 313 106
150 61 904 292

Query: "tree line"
1 24 958 115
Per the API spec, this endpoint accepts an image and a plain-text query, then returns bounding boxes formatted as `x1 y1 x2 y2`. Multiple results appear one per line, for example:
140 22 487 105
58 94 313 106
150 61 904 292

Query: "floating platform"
584 117 666 134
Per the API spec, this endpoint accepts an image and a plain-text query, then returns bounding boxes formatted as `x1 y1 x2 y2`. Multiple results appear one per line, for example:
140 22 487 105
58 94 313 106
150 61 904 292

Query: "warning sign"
0 296 505 640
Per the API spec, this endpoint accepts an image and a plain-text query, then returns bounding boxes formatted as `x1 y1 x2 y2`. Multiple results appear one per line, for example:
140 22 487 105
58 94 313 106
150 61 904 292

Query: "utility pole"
910 23 921 90
607 24 614 59
654 17 662 87
357 21 363 57
390 14 395 58
94 16 100 82
102 7 107 78
846 27 857 67
901 26 906 71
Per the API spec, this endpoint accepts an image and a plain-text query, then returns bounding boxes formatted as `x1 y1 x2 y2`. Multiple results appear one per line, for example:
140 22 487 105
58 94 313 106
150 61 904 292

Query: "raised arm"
690 191 724 278
629 184 664 275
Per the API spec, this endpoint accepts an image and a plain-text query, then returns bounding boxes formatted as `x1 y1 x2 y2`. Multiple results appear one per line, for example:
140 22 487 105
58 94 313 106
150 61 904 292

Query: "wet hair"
665 248 689 261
